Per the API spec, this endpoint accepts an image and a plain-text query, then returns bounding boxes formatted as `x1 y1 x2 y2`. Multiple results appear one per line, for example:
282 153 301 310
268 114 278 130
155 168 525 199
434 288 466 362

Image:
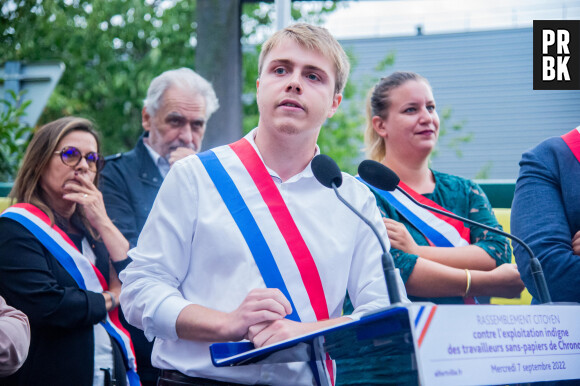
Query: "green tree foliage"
2 0 198 154
322 51 399 174
1 0 367 173
0 90 33 181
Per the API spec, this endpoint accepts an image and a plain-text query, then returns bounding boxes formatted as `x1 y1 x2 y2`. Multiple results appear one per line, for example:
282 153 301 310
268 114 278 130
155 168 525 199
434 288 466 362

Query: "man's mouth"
169 144 197 153
279 100 303 110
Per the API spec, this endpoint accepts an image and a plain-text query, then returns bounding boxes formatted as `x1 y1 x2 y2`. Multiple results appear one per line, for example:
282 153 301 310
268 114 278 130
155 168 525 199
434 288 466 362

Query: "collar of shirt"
143 138 170 178
245 128 321 184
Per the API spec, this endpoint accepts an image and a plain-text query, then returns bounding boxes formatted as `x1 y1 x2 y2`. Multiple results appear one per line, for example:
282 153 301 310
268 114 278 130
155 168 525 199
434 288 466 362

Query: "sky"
316 0 580 39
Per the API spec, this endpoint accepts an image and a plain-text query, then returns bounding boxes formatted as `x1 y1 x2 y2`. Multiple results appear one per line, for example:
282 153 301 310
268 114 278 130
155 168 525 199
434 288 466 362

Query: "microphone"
358 159 552 304
311 154 403 304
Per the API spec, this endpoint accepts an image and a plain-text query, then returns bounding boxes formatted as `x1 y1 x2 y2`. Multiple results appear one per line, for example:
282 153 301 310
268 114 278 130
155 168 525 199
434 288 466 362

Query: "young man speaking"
120 23 404 386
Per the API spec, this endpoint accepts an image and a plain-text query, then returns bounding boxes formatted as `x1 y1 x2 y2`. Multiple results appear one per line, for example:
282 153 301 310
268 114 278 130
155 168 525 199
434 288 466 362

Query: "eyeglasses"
54 146 105 172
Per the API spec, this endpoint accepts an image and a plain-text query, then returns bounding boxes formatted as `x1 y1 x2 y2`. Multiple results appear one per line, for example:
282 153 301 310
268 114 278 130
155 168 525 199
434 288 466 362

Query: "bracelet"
464 269 472 297
104 291 117 310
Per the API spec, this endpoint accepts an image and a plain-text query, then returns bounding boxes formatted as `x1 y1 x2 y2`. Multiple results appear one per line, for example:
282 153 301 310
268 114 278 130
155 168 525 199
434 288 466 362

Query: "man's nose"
178 126 194 144
286 72 302 93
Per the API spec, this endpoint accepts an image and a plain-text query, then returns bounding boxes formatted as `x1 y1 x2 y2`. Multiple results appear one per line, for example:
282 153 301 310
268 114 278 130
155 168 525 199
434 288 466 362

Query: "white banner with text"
412 304 580 385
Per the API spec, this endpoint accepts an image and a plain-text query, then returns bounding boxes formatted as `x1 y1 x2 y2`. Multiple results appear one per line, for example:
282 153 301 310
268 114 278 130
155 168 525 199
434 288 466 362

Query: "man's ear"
142 107 152 132
256 78 260 95
327 93 342 118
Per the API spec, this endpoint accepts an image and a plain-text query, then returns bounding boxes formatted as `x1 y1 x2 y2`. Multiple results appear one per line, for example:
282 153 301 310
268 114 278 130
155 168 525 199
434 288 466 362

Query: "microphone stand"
332 182 403 304
394 186 552 304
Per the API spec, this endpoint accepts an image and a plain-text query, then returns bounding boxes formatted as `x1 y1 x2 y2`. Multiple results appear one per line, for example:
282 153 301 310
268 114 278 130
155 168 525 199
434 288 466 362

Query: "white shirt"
143 139 170 178
120 130 404 385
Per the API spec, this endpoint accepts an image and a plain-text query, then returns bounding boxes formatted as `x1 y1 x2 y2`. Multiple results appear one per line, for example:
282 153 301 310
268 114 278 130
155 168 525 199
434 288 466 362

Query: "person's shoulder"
183 145 241 171
105 152 123 162
432 169 476 191
432 169 470 184
105 144 141 163
0 216 35 240
107 135 148 163
102 144 142 174
342 173 376 198
342 172 366 188
527 135 566 157
539 135 565 148
519 136 567 171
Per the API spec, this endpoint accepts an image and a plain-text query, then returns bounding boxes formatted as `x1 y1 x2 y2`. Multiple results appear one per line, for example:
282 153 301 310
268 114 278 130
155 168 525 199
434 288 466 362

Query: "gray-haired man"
101 68 219 248
100 68 219 386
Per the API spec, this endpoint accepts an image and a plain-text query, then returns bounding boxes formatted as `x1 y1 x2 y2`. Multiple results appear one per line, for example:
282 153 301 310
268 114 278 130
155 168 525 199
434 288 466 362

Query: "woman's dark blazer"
0 216 126 385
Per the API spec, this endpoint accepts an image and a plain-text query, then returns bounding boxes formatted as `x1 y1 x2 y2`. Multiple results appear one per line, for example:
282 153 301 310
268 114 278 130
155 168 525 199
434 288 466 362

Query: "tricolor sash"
358 178 475 304
357 178 470 248
0 204 140 386
198 138 334 385
562 126 580 164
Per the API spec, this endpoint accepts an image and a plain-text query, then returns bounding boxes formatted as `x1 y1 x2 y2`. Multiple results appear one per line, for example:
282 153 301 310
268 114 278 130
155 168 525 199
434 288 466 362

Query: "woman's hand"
472 264 525 298
102 291 118 311
63 172 130 263
103 262 122 312
62 171 110 232
572 230 580 256
383 218 419 255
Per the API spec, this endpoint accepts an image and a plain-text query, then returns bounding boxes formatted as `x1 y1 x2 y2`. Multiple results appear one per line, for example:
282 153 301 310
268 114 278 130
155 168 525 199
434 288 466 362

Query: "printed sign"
412 304 580 385
533 20 580 90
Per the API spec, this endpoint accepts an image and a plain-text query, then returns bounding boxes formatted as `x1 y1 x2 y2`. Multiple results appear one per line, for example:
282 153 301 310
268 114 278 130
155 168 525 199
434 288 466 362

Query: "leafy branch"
0 90 33 181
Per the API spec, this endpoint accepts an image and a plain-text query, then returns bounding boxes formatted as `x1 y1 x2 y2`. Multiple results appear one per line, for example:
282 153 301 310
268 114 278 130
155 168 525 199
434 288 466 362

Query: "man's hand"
176 288 293 342
248 319 315 348
572 230 580 256
168 147 196 166
248 317 351 348
224 288 292 342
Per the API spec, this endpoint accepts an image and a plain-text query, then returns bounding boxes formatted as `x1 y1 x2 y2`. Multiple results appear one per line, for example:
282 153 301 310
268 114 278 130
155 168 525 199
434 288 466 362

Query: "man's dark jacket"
101 135 163 248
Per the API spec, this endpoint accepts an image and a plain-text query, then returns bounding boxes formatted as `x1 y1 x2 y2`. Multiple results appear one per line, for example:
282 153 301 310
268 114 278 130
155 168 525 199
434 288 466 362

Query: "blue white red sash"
198 137 334 385
0 204 140 386
358 178 470 248
562 126 580 164
358 178 475 304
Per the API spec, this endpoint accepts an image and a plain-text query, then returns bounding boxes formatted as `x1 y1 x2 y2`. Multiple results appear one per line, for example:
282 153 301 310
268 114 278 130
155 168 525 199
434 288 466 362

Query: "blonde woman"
363 72 524 304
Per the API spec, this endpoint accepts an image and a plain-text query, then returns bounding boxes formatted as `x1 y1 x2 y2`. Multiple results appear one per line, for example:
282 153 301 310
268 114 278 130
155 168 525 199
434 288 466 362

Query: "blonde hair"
10 117 102 237
258 23 350 95
364 71 429 161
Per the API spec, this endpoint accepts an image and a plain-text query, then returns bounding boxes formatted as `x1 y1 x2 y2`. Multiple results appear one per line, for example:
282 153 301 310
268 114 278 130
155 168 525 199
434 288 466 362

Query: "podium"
210 304 580 385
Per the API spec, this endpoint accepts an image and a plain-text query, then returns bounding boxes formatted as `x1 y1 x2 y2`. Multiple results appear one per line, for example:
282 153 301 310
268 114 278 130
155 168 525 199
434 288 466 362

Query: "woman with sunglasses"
0 117 138 385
